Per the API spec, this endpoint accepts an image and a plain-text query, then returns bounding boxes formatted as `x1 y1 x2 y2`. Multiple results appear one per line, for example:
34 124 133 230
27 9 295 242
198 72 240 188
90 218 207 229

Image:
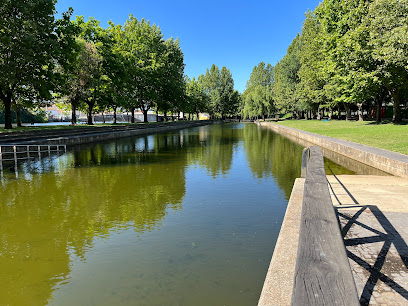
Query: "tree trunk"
143 110 148 123
15 108 22 127
113 106 117 124
375 98 381 124
329 107 333 120
390 88 402 123
71 98 77 125
375 92 382 124
357 103 364 121
102 112 105 124
3 93 13 129
344 104 351 121
156 108 159 122
196 112 200 120
87 102 95 125
131 107 135 123
87 110 93 125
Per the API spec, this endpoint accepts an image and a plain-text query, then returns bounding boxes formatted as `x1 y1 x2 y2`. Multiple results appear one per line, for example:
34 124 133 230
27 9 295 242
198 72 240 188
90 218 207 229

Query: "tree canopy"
243 0 408 123
1 2 242 129
0 0 76 128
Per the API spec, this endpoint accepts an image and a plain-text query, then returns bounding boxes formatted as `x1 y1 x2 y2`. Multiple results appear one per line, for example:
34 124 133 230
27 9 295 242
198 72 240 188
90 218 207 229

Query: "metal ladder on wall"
0 144 67 178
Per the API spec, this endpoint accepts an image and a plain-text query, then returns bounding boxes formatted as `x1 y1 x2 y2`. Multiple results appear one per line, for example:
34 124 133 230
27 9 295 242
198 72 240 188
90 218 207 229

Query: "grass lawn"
276 120 408 155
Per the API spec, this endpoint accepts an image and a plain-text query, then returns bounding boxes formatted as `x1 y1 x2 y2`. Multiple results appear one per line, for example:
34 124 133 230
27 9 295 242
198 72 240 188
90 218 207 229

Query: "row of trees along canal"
0 0 241 129
242 0 408 123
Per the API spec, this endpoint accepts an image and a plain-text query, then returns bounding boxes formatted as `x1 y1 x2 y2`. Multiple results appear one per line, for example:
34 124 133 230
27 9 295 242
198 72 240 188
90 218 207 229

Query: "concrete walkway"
328 175 408 305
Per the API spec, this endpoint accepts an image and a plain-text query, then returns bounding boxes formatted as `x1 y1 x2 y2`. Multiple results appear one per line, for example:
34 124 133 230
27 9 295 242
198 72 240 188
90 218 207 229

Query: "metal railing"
292 146 359 305
0 144 66 177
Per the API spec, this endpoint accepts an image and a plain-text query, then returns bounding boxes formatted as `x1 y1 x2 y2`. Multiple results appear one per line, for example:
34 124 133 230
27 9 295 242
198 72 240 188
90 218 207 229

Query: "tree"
297 10 328 118
198 64 221 118
0 0 75 129
156 38 186 119
186 77 208 119
273 35 302 116
115 16 166 123
367 0 408 123
243 62 274 119
219 67 238 118
198 64 239 118
270 0 408 123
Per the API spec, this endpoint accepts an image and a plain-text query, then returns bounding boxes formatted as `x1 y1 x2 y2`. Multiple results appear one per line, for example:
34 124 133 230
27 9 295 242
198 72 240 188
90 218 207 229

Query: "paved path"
328 175 408 305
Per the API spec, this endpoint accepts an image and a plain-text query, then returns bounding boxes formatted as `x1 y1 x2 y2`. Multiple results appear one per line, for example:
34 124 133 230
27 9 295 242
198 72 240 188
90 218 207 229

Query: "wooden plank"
292 146 359 306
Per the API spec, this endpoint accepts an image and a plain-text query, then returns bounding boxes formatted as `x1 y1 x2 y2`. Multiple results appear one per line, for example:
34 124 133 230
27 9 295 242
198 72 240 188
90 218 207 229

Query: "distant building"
43 105 71 121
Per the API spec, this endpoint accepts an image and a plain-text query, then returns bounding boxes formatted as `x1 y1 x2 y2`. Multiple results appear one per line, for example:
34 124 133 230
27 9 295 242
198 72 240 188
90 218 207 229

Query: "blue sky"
56 0 321 93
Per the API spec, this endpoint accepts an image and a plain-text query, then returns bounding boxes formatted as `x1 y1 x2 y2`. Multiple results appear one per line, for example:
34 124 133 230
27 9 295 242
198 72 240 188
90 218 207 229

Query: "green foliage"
1 3 238 127
0 0 76 128
156 38 186 115
198 64 240 118
274 35 302 113
242 62 274 118
268 0 408 123
185 77 208 116
297 11 327 111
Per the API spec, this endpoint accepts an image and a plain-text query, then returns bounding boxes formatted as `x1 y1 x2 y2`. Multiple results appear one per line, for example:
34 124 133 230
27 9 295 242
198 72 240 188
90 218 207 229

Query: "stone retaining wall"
258 178 304 306
17 121 213 146
258 122 408 178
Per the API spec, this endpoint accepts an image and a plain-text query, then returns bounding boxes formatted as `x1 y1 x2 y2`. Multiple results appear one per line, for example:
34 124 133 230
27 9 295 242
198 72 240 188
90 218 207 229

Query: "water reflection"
0 123 360 305
243 125 304 198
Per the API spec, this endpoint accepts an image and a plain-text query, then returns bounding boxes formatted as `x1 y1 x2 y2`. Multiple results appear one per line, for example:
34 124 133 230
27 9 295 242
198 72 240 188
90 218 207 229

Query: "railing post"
27 145 30 159
13 145 18 177
13 145 17 166
301 148 309 178
38 145 41 160
0 146 3 176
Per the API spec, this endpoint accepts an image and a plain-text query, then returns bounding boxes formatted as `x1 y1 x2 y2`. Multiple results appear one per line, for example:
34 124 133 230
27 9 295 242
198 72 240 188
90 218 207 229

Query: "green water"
0 123 354 305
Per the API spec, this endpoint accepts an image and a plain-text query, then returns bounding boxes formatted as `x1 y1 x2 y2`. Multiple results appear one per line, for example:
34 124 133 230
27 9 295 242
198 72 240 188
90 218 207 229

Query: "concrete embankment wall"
258 178 304 306
258 122 408 178
15 121 213 146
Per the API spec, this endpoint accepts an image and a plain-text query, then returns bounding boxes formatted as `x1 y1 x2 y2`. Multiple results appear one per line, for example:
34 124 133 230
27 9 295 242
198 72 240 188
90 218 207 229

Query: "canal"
0 123 360 305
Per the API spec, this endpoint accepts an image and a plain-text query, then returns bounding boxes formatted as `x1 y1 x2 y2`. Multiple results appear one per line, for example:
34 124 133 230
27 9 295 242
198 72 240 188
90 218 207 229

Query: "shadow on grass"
366 120 408 126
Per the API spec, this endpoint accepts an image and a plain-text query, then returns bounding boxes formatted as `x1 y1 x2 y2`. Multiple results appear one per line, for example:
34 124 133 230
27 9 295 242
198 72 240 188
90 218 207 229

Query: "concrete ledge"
258 178 304 306
258 122 408 178
13 121 213 146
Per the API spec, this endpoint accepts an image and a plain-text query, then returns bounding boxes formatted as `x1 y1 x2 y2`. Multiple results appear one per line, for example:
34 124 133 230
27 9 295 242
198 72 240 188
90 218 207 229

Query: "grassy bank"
275 120 408 155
